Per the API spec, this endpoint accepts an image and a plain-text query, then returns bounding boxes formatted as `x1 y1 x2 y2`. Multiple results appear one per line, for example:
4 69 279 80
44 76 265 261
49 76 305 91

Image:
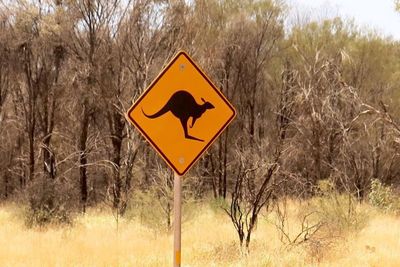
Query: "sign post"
126 50 236 266
173 172 181 267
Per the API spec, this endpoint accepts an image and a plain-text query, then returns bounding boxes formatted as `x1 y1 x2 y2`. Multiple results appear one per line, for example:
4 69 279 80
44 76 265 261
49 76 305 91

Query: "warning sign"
126 51 236 175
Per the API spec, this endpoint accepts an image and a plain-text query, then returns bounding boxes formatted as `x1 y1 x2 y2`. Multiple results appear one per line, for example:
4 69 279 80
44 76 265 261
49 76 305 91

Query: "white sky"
288 0 400 40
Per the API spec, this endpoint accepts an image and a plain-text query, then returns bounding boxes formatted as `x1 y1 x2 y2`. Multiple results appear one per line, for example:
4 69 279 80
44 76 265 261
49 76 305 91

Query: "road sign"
126 51 236 176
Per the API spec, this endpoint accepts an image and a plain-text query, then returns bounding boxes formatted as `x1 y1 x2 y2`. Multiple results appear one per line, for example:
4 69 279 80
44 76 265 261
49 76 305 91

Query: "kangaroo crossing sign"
126 51 236 176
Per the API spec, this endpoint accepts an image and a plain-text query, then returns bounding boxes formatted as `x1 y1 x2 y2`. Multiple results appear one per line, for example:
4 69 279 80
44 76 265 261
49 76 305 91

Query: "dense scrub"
0 0 399 251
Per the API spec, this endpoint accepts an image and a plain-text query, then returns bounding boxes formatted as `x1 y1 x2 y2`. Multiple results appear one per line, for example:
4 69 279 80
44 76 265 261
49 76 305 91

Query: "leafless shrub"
273 198 324 248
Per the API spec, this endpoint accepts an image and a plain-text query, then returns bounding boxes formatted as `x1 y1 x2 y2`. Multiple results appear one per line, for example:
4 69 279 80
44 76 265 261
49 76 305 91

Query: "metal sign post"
173 172 182 267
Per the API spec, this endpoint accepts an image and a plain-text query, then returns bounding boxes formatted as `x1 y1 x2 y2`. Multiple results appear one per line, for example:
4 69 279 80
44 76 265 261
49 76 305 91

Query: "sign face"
126 51 236 176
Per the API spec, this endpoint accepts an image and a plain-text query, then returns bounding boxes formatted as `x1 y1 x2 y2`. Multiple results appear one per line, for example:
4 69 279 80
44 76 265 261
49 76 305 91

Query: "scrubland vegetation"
1 188 400 266
0 0 400 265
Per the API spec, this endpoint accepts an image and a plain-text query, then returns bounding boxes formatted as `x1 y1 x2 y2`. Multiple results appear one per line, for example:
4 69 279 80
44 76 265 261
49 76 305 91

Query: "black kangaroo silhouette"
142 90 214 142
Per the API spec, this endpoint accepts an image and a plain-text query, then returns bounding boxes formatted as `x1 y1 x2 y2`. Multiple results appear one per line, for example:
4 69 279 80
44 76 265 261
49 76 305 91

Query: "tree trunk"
43 135 56 179
28 124 35 181
218 137 223 197
79 102 89 213
3 172 8 198
112 149 122 209
109 108 124 210
222 129 229 198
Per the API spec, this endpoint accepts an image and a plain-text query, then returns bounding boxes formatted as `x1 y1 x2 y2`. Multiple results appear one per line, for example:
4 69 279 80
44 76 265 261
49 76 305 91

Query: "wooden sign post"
126 51 236 266
173 172 181 267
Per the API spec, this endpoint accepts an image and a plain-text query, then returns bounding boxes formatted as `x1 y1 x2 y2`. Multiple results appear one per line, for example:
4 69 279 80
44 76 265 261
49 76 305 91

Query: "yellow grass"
0 202 399 267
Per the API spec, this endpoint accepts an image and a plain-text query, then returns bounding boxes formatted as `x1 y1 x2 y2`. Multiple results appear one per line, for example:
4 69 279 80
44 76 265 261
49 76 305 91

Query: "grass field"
0 201 399 267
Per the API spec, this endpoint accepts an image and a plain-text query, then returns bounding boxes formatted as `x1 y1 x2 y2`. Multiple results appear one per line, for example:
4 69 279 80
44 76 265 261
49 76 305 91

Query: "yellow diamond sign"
126 51 236 176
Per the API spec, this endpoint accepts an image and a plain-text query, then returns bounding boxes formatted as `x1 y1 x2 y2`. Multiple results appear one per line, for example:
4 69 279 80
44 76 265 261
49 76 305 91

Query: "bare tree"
62 0 122 212
0 7 12 197
273 197 323 248
225 60 293 251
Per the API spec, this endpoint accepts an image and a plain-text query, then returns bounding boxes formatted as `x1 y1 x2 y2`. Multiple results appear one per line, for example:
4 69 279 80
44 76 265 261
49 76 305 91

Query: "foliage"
124 189 171 232
309 180 368 236
272 180 370 252
124 188 197 233
23 178 75 227
368 179 400 213
209 196 229 214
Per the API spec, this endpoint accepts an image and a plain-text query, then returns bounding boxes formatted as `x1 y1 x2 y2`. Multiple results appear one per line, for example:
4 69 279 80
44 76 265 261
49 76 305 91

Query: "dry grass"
0 201 399 267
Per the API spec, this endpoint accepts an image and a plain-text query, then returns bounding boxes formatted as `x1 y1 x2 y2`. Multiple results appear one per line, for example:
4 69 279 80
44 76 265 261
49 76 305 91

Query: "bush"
124 189 172 232
23 177 75 227
368 179 400 213
293 179 369 261
209 196 229 214
308 179 368 236
125 188 198 233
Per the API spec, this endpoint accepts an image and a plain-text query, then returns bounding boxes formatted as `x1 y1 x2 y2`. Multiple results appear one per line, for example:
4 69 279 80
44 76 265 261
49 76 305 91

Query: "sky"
289 0 400 40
